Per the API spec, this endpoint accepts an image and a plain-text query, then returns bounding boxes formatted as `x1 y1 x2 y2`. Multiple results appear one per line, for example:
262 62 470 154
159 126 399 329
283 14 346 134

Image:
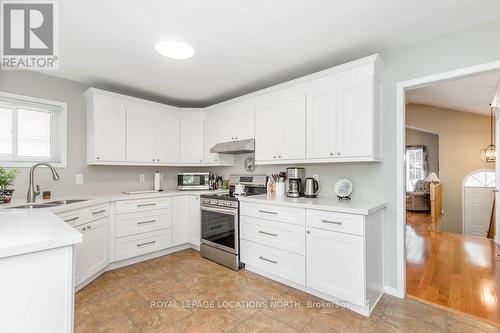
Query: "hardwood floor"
406 212 500 326
75 248 499 332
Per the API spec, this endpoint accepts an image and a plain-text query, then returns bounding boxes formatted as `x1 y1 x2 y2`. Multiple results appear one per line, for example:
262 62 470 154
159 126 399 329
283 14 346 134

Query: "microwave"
177 173 211 190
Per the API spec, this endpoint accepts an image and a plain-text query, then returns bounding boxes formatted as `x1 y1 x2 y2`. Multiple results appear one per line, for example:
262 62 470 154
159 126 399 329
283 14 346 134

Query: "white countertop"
0 210 82 259
238 194 387 215
0 189 227 259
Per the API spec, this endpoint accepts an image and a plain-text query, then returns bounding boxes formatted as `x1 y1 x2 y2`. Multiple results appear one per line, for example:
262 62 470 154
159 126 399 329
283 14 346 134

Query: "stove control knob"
224 201 231 206
211 199 218 205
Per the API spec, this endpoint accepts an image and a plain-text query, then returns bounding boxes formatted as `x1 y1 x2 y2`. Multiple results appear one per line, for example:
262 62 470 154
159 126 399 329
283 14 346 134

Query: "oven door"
201 205 238 255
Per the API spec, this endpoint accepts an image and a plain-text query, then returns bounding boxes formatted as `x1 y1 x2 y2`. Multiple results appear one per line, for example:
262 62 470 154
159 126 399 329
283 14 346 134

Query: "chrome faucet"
27 162 60 203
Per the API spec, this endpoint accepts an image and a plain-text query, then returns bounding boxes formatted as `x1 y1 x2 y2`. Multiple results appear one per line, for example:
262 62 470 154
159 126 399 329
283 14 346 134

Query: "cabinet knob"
337 152 341 156
96 157 100 160
306 230 311 234
152 158 155 161
273 156 276 159
329 152 334 156
278 155 281 158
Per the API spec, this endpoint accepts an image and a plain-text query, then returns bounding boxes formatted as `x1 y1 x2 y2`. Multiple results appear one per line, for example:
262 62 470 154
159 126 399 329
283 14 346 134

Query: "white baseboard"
384 285 404 298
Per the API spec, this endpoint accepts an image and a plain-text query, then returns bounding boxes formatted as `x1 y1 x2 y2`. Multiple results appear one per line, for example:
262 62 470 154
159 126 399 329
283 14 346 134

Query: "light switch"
139 174 145 182
75 174 83 185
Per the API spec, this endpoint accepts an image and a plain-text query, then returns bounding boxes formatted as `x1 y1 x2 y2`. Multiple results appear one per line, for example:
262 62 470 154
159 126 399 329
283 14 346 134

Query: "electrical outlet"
312 174 319 181
75 174 83 185
139 174 145 182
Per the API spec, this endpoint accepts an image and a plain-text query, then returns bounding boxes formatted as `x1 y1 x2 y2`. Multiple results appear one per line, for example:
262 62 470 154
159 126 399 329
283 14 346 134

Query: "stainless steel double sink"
8 199 89 209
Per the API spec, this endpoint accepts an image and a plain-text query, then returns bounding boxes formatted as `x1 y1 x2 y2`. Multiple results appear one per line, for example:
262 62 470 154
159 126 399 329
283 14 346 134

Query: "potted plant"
0 167 19 203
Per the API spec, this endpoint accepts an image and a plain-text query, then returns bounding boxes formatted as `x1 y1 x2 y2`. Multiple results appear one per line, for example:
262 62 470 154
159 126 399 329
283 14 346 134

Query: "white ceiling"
406 71 500 115
50 0 500 107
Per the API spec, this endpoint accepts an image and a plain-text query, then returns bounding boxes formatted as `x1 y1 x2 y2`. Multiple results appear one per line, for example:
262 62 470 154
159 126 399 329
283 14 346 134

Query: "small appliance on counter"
286 167 305 198
177 172 212 190
304 177 319 198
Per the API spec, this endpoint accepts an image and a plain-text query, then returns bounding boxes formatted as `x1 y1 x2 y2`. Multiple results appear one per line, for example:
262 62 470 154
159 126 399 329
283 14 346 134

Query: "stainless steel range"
200 174 267 270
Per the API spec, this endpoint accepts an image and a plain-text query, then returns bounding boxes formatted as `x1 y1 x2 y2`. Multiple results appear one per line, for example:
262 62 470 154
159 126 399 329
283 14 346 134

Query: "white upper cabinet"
254 93 279 161
277 87 306 160
204 113 234 165
154 109 180 163
126 103 155 162
306 77 339 159
89 95 126 163
179 112 205 164
254 88 306 163
219 100 255 142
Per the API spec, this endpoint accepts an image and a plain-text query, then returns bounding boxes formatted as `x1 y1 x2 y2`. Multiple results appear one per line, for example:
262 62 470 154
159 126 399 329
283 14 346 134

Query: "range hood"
210 139 255 154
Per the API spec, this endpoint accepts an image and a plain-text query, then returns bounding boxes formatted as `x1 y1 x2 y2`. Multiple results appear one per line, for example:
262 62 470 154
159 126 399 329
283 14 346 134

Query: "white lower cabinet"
240 201 384 316
74 217 109 286
115 228 172 261
188 195 201 246
306 227 364 306
172 196 190 246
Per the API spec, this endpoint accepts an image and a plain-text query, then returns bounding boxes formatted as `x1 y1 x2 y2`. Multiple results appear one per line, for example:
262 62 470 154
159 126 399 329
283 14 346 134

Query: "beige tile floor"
75 249 499 333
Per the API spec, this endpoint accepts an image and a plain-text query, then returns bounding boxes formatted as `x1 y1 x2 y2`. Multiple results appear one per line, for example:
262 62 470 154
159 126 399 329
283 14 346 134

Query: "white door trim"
395 60 500 298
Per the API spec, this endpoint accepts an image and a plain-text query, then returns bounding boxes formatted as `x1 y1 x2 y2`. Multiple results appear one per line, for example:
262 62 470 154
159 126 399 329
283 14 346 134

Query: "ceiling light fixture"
155 40 194 60
480 104 496 163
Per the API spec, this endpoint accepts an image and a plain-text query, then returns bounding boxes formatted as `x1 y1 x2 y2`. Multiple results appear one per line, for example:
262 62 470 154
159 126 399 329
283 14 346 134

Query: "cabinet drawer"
240 202 305 226
116 209 172 238
56 203 110 227
306 210 364 236
115 197 171 214
115 229 172 261
240 216 305 255
57 209 87 227
240 239 305 285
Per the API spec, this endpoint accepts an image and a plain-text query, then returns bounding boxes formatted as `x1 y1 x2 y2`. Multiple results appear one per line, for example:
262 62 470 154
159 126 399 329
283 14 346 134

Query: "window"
464 170 495 187
0 92 67 167
406 146 426 192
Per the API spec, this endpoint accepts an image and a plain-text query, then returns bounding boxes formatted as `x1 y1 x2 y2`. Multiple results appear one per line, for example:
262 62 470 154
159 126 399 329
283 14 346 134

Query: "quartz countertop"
0 189 227 259
238 194 387 215
0 209 82 259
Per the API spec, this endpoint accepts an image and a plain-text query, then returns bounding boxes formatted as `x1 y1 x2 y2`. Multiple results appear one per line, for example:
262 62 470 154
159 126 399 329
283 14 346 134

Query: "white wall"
1 19 500 292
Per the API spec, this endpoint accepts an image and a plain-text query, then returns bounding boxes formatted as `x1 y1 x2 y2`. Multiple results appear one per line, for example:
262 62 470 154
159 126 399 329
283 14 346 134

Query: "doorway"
397 61 500 325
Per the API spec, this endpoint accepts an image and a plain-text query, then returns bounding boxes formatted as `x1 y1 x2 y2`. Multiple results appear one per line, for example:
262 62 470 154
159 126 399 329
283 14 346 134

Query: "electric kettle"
304 177 319 198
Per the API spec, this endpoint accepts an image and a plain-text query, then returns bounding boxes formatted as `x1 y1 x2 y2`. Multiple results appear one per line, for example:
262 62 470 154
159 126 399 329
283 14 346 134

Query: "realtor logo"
1 1 59 70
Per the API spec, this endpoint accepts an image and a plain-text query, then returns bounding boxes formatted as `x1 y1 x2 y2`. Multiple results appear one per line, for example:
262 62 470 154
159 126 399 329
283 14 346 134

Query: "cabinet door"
180 119 204 163
205 116 221 163
94 99 126 162
189 196 201 246
154 110 180 163
254 94 279 161
278 89 306 160
306 227 365 306
306 78 338 159
126 104 155 162
233 101 255 141
75 218 109 285
337 75 373 157
172 196 190 246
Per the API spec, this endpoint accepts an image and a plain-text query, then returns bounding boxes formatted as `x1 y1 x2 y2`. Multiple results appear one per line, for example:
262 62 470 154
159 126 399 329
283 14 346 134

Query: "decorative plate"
334 178 353 198
244 156 256 172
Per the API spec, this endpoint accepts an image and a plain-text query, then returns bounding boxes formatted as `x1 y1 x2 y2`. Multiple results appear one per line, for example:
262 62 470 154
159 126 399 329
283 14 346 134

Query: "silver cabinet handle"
137 240 156 247
210 224 223 230
259 210 277 215
64 217 79 222
259 256 278 264
258 230 278 237
92 209 106 215
137 219 156 225
137 203 156 207
321 219 342 225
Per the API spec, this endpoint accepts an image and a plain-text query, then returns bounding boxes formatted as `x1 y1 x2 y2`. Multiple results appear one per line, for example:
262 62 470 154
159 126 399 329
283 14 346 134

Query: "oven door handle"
201 205 237 215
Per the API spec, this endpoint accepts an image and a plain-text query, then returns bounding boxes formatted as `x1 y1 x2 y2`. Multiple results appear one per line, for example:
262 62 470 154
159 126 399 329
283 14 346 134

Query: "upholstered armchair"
406 180 431 211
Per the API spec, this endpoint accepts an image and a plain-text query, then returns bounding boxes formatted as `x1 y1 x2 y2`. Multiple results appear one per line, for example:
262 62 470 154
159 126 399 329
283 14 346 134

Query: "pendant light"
481 104 496 163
